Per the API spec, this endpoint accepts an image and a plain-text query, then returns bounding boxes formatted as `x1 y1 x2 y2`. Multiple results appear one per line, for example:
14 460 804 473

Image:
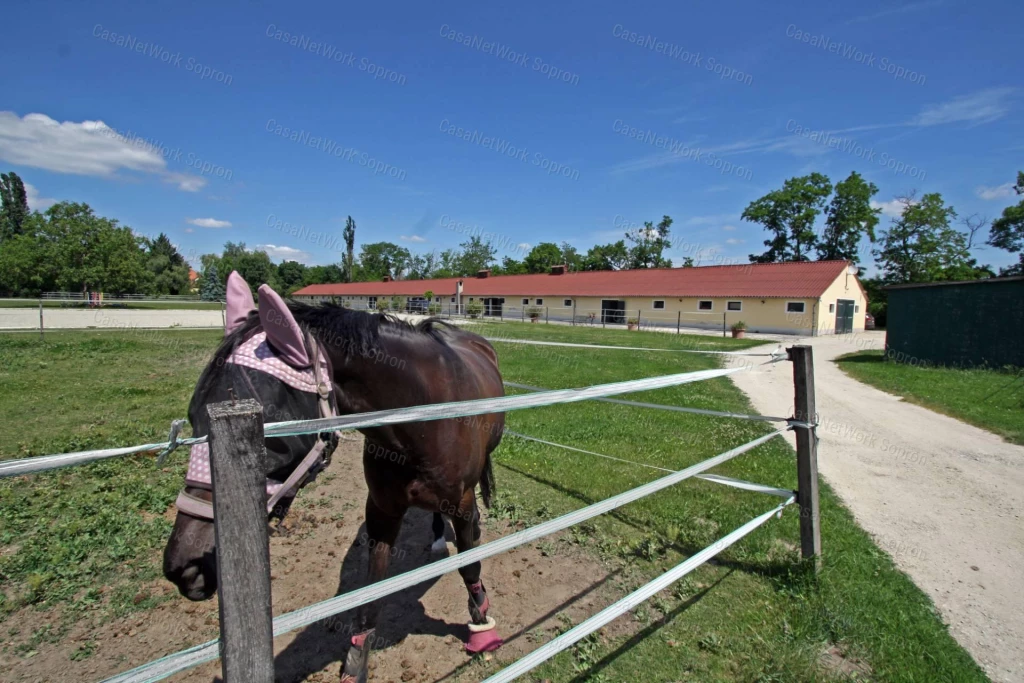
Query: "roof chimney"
382 275 392 282
549 264 567 275
476 269 491 278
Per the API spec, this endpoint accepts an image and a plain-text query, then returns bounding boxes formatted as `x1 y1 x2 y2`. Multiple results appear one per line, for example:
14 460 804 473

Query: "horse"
162 272 506 682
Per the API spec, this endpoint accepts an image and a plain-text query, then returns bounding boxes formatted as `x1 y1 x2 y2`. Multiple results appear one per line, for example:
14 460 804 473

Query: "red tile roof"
293 260 854 299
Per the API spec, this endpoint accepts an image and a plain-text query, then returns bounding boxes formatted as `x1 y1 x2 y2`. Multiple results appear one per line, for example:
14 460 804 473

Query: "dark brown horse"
162 273 505 682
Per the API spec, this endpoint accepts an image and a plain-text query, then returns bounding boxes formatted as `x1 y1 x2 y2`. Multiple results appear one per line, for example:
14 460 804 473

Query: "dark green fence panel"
886 278 1024 368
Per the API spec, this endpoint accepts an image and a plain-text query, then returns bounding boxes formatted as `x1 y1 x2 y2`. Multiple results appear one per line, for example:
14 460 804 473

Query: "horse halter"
174 330 340 521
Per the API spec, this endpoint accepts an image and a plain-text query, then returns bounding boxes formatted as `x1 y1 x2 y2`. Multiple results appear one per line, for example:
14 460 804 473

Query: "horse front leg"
341 496 404 683
451 489 503 654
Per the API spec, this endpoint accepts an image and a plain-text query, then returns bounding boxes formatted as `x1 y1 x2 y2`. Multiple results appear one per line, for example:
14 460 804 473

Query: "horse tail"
479 451 496 508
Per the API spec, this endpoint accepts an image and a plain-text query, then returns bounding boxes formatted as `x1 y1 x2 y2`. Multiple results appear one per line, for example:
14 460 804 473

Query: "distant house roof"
293 261 854 300
188 268 199 282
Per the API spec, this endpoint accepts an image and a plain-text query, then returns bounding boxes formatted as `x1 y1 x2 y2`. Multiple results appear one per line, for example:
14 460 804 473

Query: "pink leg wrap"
466 617 503 653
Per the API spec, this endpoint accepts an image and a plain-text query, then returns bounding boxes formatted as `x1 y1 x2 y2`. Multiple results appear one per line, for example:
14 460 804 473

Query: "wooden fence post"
39 301 44 341
545 306 549 324
208 399 275 683
722 312 726 338
676 311 681 335
787 345 821 571
572 301 577 326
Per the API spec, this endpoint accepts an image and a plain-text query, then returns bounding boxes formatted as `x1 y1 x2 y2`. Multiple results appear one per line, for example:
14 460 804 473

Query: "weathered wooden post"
208 399 275 683
545 306 549 324
787 345 821 571
722 312 727 338
676 311 681 335
572 301 577 326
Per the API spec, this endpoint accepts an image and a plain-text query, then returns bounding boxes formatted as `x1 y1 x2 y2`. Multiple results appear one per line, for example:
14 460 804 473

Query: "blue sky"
1 0 1021 275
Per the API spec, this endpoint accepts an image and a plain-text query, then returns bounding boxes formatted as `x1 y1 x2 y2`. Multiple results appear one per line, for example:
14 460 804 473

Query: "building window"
564 299 573 307
653 300 665 310
469 298 474 302
855 304 860 313
536 298 544 305
522 298 529 305
367 297 377 309
727 301 742 311
450 297 455 303
829 303 835 313
787 302 805 313
698 300 713 311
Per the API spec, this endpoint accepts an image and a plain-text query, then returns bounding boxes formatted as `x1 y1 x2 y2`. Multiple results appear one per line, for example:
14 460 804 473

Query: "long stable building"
292 260 868 336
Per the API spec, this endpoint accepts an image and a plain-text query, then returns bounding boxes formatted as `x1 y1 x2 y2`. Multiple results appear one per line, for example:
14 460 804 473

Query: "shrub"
526 306 543 320
466 300 484 318
731 320 747 331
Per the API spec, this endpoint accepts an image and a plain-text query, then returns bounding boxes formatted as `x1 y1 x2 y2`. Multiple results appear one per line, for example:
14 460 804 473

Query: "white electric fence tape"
102 428 785 683
0 367 741 478
482 496 796 683
485 337 785 358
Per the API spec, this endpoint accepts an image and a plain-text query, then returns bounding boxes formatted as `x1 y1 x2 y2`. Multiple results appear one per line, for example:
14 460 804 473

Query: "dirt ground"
727 332 1024 683
0 436 631 683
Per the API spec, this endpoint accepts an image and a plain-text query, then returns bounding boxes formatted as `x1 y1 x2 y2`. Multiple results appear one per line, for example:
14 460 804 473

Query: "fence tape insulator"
102 429 785 683
0 366 742 478
481 496 796 683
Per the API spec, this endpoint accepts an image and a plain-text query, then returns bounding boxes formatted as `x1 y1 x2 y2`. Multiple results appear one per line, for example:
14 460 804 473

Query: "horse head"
163 273 336 600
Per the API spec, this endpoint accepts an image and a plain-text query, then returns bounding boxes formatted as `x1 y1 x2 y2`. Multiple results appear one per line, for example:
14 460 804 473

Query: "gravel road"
727 332 1023 683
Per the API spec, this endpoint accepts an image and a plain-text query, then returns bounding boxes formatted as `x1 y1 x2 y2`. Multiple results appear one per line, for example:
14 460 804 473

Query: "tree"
0 171 30 242
303 264 344 286
0 216 53 296
523 242 564 273
277 260 308 294
358 242 412 280
744 173 832 263
560 242 583 272
145 233 191 295
342 216 356 283
583 240 630 271
200 264 225 301
873 193 978 284
626 215 673 268
454 236 496 275
988 171 1024 275
495 256 528 275
817 172 880 263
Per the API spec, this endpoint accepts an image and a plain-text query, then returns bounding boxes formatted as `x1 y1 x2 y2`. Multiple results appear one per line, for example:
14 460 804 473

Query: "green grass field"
836 350 1024 446
0 326 986 681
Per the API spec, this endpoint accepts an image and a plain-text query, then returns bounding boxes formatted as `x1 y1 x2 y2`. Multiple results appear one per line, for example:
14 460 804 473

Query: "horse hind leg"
430 512 447 552
341 496 404 683
450 490 502 654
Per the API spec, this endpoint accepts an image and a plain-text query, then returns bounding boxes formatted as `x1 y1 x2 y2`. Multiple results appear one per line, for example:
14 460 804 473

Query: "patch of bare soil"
0 437 636 683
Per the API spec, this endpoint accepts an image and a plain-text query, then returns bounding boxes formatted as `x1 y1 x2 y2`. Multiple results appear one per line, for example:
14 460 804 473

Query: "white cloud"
187 217 232 229
257 244 313 264
721 225 737 231
400 235 427 243
24 182 57 211
872 199 914 218
184 227 195 233
0 111 206 191
725 238 744 245
911 88 1016 127
976 182 1016 200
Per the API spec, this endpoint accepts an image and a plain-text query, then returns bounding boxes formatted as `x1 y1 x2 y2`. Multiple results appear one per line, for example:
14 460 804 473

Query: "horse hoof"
430 537 448 553
466 617 503 654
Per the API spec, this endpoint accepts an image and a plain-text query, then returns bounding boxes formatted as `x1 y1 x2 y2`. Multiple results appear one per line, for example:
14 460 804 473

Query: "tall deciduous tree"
342 216 356 283
626 215 673 268
583 240 630 271
358 242 412 280
817 171 880 263
145 233 192 295
988 171 1024 275
523 242 564 273
454 236 496 275
873 193 978 283
744 173 832 262
0 171 30 242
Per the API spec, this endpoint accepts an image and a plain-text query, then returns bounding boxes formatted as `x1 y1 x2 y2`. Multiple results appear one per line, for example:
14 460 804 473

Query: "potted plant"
375 300 388 313
731 320 747 338
526 306 542 323
466 300 484 319
627 317 639 331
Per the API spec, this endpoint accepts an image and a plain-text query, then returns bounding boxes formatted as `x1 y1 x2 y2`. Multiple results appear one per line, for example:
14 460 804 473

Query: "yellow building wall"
296 271 867 336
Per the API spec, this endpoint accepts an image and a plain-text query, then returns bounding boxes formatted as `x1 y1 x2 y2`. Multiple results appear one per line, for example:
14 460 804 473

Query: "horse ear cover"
258 284 311 368
224 271 256 335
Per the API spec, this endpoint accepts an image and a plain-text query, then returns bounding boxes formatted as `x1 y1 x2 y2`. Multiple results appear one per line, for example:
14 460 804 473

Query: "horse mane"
189 301 455 420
